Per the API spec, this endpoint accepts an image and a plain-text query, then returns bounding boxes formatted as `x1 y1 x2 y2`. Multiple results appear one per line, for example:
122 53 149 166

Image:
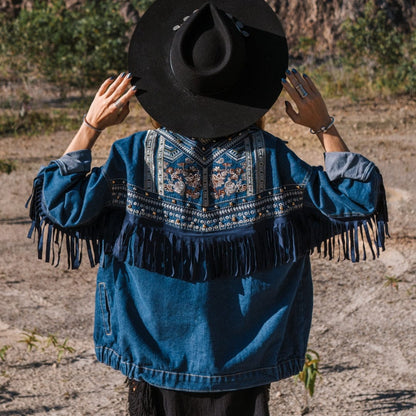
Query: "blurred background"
1 0 416 101
0 2 415 415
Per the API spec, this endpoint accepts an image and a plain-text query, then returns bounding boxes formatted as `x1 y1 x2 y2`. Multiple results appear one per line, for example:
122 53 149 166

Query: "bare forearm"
63 73 137 156
63 122 101 155
282 70 350 154
317 125 350 152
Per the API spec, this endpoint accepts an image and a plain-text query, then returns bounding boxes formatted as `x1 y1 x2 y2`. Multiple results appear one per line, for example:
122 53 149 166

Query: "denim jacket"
28 127 388 392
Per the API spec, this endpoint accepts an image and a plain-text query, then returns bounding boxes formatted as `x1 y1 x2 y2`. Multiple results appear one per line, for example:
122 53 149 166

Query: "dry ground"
0 84 415 415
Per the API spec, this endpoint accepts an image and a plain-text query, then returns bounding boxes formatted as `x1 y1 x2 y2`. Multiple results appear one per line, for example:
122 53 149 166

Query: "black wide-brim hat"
128 0 288 138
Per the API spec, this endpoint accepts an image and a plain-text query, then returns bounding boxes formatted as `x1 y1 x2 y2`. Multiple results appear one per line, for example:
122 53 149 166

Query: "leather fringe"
27 175 389 280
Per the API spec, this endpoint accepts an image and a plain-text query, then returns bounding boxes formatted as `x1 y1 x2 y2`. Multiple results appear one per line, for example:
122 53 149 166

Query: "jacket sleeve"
28 149 113 268
303 152 388 261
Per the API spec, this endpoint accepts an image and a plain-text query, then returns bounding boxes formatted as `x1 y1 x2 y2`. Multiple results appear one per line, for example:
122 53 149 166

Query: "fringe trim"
27 174 389 280
27 175 102 269
111 210 388 281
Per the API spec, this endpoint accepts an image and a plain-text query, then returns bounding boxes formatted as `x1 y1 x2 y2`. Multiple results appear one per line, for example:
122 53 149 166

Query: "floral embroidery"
164 159 202 200
211 162 247 199
157 128 264 204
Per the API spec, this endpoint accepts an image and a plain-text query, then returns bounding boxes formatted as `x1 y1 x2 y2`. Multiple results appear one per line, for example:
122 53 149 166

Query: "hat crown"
128 0 288 138
192 30 224 70
170 2 246 95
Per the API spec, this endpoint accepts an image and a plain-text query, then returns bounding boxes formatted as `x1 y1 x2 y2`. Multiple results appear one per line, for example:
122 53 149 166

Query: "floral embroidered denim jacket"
28 127 388 392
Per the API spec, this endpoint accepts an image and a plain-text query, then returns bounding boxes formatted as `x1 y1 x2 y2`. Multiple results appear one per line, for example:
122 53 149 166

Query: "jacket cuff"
54 150 92 175
324 152 375 182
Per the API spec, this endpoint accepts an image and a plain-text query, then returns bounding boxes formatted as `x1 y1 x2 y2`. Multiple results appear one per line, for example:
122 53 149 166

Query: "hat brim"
128 0 288 138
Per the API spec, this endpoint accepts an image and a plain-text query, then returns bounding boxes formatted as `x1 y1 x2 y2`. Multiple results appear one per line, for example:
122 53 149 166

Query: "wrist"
317 124 337 140
317 125 350 152
83 114 104 133
310 116 335 135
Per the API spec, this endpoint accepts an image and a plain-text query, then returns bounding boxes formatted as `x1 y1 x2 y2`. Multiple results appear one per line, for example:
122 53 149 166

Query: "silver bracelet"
310 116 335 135
83 114 103 133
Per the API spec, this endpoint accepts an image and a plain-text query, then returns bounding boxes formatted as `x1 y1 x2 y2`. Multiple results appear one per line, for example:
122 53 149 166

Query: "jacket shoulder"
111 130 150 153
261 129 314 185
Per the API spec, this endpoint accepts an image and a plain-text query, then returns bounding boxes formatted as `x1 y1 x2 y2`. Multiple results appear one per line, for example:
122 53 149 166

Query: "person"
27 0 388 415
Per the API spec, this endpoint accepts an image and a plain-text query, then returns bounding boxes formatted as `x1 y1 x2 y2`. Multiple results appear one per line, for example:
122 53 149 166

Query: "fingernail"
127 73 132 79
285 69 291 75
291 68 297 74
303 73 308 78
120 72 126 77
281 78 287 83
132 85 137 91
109 76 116 80
285 101 289 107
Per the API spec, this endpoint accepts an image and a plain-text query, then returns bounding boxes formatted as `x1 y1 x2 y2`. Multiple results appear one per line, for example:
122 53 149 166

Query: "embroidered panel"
152 128 269 206
111 180 304 233
253 130 266 193
112 128 305 232
157 135 165 196
157 128 251 167
144 130 157 193
164 156 202 200
244 137 254 196
210 151 247 201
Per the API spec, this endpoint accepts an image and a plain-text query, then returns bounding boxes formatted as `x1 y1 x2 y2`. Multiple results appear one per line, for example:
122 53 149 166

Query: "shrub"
0 110 79 137
0 0 132 97
338 0 409 96
0 159 16 174
340 1 403 68
399 31 416 96
130 0 155 12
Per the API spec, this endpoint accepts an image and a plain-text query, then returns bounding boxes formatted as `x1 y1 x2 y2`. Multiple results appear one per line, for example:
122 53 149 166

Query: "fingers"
284 68 320 96
290 69 313 96
97 77 116 95
117 101 130 123
281 77 302 105
109 73 133 100
281 68 331 131
103 72 126 96
303 73 320 95
283 69 313 99
112 85 137 111
284 100 300 123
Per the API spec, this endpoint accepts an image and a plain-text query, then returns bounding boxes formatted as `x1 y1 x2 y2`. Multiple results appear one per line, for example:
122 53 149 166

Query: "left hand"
85 73 137 131
281 69 332 132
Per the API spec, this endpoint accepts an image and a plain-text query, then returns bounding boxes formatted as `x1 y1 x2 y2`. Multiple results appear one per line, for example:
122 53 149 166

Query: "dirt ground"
0 84 415 415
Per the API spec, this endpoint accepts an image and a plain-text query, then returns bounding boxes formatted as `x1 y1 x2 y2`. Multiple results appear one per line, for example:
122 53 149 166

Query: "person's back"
27 1 388 414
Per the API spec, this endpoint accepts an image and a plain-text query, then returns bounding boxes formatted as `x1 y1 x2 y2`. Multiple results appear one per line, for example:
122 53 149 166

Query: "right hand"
85 73 137 131
281 69 332 133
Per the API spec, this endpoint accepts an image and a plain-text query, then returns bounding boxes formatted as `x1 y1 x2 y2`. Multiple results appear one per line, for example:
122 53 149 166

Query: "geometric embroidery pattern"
110 128 305 232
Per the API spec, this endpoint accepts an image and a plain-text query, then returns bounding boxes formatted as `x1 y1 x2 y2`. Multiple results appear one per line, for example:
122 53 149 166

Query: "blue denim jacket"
28 127 388 392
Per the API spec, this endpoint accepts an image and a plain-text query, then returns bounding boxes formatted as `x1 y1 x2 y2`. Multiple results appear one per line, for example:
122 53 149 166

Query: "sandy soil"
0 87 415 415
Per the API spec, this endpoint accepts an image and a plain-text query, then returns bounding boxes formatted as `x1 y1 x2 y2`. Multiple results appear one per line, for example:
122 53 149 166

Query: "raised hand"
281 69 332 133
63 73 137 154
84 73 137 131
281 68 349 152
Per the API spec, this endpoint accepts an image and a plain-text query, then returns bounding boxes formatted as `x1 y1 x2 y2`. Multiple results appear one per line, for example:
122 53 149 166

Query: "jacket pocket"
98 282 112 336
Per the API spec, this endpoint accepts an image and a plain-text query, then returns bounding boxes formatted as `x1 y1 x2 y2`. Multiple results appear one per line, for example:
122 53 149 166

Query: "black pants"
127 379 270 416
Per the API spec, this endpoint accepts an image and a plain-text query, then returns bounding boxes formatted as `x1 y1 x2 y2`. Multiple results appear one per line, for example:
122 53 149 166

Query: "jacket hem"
95 345 304 392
